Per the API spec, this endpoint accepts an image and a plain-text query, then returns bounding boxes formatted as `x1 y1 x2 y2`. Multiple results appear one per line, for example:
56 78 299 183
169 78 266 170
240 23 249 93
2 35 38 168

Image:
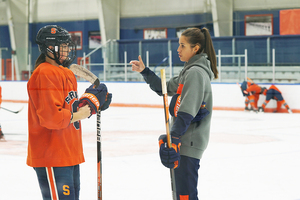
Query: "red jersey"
27 62 84 167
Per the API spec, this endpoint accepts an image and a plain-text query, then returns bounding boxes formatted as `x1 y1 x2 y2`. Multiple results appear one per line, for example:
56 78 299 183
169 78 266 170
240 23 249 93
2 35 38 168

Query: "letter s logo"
63 185 70 195
51 28 56 34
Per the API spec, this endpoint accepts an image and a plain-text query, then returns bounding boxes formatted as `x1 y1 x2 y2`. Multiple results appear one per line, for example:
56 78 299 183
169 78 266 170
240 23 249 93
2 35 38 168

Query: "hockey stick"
0 106 23 114
69 64 102 200
247 77 254 83
69 64 100 87
160 69 177 200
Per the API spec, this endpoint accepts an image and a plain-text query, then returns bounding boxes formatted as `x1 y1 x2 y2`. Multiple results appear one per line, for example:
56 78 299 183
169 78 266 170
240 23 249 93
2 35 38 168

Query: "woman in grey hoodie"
130 27 218 200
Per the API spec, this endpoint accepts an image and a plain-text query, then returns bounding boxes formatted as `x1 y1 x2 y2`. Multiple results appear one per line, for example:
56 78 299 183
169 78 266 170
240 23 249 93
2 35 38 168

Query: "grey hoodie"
167 53 214 159
141 53 214 159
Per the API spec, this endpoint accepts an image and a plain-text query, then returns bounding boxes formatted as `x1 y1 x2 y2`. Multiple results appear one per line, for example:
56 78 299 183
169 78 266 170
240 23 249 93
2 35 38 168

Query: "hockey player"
259 84 292 113
240 81 252 111
131 27 217 200
27 25 111 200
0 85 4 141
240 80 266 112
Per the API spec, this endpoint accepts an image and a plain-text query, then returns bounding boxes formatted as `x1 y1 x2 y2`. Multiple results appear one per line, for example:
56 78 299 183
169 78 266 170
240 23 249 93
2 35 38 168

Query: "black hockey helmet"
36 25 76 67
241 81 248 96
261 87 267 95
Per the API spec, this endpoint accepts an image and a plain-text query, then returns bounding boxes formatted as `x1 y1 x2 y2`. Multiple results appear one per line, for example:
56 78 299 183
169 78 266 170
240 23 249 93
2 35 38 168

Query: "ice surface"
0 102 300 200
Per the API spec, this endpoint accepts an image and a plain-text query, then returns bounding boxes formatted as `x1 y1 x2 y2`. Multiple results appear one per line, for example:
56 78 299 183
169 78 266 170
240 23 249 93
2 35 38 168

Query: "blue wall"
233 10 280 36
0 26 11 59
118 35 300 67
120 13 213 39
0 9 299 76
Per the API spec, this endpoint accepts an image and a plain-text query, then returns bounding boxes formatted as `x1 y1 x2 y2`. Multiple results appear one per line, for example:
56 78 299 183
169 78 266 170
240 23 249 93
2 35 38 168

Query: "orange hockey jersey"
27 62 84 167
246 84 261 95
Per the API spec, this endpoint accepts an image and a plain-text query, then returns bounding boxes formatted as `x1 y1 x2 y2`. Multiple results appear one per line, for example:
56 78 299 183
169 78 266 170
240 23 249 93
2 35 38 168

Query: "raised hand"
130 55 146 72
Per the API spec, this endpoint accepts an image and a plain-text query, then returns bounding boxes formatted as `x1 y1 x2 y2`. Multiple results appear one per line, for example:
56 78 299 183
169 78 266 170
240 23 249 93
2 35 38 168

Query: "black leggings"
175 155 200 200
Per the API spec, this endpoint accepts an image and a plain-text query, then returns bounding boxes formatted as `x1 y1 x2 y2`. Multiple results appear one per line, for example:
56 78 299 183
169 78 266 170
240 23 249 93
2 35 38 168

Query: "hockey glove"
170 96 209 123
158 134 181 169
191 102 210 123
79 84 107 115
101 93 112 111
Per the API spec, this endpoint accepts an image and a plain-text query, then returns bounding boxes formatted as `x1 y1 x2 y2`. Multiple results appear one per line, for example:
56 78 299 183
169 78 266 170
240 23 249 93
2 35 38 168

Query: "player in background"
27 25 111 200
259 84 292 113
240 81 252 111
240 80 266 112
131 27 217 200
0 85 4 141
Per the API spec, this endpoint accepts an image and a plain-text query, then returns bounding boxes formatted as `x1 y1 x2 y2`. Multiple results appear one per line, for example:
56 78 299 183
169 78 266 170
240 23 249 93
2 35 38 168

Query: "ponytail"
181 27 218 79
201 28 218 79
34 54 46 70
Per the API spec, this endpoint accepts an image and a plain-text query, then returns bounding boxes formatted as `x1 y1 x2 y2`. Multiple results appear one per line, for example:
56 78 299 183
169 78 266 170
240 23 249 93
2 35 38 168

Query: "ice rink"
0 102 300 200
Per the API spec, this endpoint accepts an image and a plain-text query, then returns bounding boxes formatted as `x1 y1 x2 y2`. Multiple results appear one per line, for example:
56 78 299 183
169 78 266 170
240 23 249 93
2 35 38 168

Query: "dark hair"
181 27 218 79
34 54 46 69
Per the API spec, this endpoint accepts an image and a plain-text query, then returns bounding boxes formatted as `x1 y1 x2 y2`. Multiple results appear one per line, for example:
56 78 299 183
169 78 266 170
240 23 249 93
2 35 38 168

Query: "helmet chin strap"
62 58 72 67
45 46 63 66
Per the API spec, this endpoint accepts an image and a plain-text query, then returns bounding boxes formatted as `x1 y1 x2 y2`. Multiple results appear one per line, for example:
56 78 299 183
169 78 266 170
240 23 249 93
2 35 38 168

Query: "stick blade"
15 106 24 114
1 106 23 114
70 64 100 87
